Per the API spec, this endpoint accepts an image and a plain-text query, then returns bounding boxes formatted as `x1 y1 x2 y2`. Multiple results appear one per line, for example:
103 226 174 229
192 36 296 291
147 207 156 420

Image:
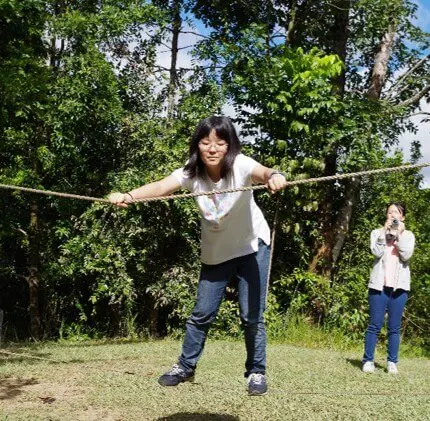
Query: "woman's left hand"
398 221 406 235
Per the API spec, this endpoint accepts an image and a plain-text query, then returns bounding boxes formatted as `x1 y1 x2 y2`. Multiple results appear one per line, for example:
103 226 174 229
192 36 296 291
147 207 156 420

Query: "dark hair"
184 116 242 179
386 202 406 216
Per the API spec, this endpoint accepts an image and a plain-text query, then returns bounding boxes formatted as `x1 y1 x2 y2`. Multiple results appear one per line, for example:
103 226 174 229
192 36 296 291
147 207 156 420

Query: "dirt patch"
0 364 133 420
1 377 86 407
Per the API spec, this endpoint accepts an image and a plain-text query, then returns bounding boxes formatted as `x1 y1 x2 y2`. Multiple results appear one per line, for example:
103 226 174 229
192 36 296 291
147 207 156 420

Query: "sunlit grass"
0 334 429 421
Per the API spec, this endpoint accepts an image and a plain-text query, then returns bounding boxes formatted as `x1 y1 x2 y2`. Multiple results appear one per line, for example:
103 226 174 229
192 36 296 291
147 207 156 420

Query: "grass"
268 316 428 358
0 336 429 421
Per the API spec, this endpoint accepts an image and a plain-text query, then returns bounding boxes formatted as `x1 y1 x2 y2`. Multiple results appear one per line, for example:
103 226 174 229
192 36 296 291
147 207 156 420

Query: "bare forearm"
129 180 170 200
108 175 181 206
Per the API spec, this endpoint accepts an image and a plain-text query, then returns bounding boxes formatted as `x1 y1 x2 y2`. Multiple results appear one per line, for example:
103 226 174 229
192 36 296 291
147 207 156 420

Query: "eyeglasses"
198 141 228 151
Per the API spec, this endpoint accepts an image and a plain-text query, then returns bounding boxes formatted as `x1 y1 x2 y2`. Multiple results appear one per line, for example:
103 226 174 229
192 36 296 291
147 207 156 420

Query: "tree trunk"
309 0 350 276
0 309 4 347
308 152 337 275
285 0 297 46
149 303 160 338
167 0 181 118
331 176 361 265
367 21 396 100
329 19 397 271
28 200 41 340
331 0 350 96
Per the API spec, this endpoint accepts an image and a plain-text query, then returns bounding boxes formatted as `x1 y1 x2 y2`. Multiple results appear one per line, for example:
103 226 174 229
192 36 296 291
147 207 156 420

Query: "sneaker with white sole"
247 373 267 396
158 364 195 386
362 361 375 373
387 361 399 374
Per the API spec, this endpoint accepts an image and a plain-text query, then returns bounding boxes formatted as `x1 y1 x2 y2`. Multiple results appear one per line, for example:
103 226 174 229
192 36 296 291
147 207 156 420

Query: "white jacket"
368 228 415 291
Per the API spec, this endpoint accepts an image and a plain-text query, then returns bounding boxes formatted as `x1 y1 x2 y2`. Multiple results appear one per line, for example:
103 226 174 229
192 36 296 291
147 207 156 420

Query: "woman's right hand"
108 192 129 208
383 219 392 231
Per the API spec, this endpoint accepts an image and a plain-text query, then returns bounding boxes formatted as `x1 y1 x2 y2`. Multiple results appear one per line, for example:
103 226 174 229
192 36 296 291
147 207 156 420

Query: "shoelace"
248 373 265 385
167 364 184 376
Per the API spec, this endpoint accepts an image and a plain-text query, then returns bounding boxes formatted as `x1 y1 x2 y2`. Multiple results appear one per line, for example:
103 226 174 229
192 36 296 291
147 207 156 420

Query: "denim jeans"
178 239 270 377
363 287 408 363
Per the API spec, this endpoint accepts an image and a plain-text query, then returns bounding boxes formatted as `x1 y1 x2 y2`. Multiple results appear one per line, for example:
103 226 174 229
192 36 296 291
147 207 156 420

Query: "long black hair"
184 116 242 179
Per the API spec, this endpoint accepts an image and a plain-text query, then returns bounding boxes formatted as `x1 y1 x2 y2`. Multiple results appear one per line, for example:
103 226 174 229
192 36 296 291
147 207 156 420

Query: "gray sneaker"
247 373 267 396
362 361 375 373
158 364 195 386
387 361 399 374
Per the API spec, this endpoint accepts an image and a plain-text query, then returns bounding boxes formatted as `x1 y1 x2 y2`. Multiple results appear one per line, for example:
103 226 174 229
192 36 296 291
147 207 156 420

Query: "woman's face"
198 129 228 170
386 205 405 222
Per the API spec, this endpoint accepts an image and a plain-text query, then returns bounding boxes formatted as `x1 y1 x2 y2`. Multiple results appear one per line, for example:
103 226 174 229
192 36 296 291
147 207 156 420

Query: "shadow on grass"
345 358 363 369
0 345 124 365
157 414 239 421
0 375 38 400
0 353 103 366
0 348 88 365
346 358 385 370
0 350 63 365
0 338 153 353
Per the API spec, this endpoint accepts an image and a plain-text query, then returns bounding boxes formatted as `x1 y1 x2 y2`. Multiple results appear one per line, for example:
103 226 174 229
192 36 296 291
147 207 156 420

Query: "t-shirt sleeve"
171 167 194 192
235 154 260 182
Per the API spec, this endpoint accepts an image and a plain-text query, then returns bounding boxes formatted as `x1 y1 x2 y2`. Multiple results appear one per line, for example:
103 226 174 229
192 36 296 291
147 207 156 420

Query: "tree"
191 0 430 278
0 0 161 339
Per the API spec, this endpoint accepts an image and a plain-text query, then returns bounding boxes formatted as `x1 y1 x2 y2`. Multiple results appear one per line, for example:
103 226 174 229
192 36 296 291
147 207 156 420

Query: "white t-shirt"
171 154 271 265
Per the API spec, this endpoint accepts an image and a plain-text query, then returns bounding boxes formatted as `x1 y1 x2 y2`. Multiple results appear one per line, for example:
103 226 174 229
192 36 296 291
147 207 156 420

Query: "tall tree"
312 0 430 276
0 0 160 339
191 0 430 279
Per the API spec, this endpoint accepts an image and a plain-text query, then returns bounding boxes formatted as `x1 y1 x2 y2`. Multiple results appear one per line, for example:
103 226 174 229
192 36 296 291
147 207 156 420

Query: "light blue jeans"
363 287 408 363
178 239 270 377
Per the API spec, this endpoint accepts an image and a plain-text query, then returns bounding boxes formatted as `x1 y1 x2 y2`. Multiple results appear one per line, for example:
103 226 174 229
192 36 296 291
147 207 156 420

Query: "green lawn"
0 339 429 420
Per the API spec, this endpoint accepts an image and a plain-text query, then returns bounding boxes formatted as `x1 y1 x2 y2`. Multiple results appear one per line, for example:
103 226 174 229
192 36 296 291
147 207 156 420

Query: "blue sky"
414 0 430 31
399 1 430 187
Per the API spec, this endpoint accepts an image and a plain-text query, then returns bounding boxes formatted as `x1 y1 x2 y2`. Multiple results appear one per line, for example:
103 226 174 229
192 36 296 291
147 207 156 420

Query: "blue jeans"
363 287 408 363
178 239 270 377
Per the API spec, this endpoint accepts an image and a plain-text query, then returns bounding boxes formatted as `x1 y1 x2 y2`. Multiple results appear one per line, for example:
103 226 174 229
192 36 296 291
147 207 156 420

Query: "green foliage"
146 266 199 331
0 0 429 354
271 268 368 340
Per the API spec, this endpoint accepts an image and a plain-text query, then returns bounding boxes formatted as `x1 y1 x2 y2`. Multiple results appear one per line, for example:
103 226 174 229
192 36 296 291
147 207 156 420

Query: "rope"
266 195 281 305
0 161 429 204
0 184 110 203
270 389 430 397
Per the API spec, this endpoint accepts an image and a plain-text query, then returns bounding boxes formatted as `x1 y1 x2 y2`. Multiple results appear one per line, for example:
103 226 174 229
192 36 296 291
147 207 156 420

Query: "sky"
157 1 430 186
397 0 430 187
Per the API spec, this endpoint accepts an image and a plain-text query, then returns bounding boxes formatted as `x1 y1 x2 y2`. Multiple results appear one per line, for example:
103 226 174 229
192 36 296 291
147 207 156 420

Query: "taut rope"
0 162 429 203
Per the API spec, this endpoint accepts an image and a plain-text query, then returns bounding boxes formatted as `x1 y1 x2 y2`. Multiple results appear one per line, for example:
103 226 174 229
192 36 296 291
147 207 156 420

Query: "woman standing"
109 116 287 395
362 202 415 374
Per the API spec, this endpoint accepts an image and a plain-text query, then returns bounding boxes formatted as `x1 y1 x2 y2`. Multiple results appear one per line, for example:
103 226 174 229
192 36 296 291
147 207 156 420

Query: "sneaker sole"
248 390 268 396
158 376 195 387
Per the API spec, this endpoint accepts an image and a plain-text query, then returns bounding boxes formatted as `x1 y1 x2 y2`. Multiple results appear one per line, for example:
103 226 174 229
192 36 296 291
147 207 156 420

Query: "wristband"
125 192 134 203
268 170 286 180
